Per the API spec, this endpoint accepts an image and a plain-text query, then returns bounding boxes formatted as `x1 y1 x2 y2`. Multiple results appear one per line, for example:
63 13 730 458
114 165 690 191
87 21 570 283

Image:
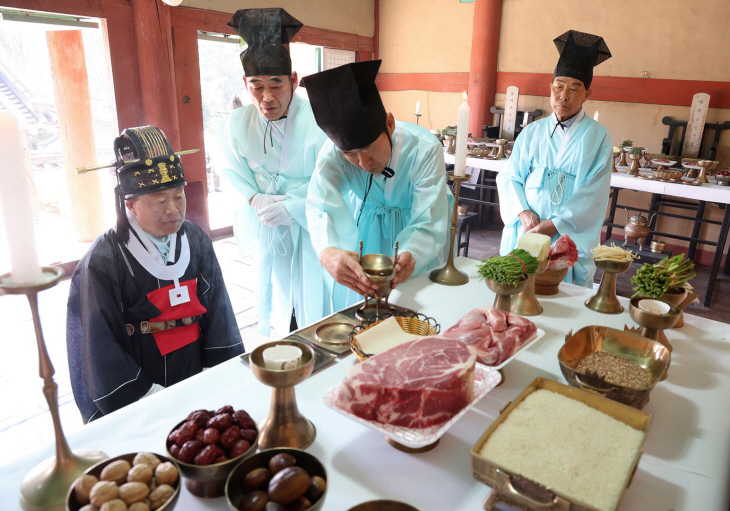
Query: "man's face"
126 187 186 237
550 76 591 121
244 72 298 121
341 132 393 175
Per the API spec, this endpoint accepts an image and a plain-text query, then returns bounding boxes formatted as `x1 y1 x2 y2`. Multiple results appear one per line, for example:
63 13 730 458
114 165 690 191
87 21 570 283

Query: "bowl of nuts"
226 448 327 511
66 452 180 511
165 406 258 498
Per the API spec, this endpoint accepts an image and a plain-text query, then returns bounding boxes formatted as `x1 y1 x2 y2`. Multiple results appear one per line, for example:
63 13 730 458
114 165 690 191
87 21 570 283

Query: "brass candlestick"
511 259 549 316
612 151 620 172
585 259 633 314
486 276 528 312
250 340 316 450
0 267 107 511
695 160 712 184
430 173 470 285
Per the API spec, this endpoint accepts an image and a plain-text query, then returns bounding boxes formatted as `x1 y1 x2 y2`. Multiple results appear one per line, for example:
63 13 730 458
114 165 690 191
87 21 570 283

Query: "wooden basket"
349 314 440 362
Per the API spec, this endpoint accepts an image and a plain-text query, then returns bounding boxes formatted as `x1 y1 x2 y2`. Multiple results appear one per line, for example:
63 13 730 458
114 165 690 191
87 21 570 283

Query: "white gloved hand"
257 201 295 227
250 193 286 213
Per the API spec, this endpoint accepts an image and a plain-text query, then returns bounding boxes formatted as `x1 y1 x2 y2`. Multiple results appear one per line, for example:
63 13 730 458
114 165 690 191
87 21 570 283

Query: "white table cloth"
1 258 728 510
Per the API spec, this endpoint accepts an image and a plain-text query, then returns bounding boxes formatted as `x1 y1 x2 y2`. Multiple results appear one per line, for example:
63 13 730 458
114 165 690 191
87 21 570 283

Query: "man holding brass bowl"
496 30 614 287
303 61 451 310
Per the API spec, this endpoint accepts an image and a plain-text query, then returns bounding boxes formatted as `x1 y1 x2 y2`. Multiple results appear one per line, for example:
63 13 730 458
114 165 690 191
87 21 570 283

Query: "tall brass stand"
430 173 470 286
0 267 107 511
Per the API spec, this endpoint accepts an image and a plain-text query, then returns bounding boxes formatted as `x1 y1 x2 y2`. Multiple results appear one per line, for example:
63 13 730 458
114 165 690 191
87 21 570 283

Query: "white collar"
125 210 190 281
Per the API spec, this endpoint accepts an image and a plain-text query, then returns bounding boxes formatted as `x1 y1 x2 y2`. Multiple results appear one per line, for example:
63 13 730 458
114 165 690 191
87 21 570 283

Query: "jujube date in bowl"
226 448 327 511
165 407 258 498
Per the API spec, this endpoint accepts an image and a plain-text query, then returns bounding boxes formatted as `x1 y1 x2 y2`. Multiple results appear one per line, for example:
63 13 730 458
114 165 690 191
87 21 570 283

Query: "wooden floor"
462 225 730 323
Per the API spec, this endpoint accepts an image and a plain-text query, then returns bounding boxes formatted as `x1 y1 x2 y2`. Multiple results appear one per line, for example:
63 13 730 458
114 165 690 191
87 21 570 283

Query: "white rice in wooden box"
479 389 644 511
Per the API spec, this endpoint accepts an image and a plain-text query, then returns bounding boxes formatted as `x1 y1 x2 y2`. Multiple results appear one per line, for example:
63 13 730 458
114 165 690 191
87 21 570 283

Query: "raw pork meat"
336 336 477 428
443 306 537 366
547 234 579 270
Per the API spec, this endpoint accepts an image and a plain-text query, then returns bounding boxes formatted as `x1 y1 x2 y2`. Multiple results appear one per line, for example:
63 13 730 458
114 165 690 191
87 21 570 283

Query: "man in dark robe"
67 126 244 423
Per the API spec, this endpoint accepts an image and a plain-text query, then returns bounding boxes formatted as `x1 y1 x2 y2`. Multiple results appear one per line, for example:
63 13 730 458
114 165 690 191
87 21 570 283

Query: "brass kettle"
623 208 657 251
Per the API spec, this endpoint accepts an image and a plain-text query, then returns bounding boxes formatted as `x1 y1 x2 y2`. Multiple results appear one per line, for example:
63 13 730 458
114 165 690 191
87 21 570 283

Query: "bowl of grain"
558 325 670 409
471 377 651 511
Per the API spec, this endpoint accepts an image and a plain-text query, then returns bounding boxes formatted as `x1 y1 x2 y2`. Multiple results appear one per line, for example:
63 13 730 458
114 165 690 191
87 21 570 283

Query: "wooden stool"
456 211 478 257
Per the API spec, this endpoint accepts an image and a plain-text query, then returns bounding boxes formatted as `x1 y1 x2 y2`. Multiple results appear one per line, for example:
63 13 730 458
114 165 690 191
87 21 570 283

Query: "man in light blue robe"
216 8 330 335
302 61 451 311
497 30 613 286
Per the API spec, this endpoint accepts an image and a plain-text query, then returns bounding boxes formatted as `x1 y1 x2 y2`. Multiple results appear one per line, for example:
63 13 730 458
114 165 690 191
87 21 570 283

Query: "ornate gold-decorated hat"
113 126 187 199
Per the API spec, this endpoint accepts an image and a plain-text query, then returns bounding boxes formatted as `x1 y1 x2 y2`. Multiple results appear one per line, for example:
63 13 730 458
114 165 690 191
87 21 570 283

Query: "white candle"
522 111 529 126
455 92 469 176
0 110 41 284
594 111 599 121
416 101 420 115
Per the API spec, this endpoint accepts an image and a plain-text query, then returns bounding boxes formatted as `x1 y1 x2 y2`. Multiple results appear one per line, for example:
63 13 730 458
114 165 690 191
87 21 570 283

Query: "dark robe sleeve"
190 224 245 366
66 234 155 422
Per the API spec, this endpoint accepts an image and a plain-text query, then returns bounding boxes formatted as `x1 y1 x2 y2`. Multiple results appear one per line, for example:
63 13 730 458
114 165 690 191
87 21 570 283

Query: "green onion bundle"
477 248 539 286
630 253 696 298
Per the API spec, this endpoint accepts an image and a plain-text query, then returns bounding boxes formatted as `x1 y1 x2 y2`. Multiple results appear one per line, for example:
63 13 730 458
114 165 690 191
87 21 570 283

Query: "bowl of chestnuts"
226 447 327 511
66 452 180 511
165 405 259 498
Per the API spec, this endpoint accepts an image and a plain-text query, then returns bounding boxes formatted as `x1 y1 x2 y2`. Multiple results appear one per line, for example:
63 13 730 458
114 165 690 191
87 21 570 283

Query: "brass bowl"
628 297 681 333
715 174 730 186
250 340 315 388
534 267 569 295
66 452 180 511
650 240 666 253
559 326 670 409
225 448 328 511
165 411 259 498
348 501 421 511
485 277 527 296
594 258 632 274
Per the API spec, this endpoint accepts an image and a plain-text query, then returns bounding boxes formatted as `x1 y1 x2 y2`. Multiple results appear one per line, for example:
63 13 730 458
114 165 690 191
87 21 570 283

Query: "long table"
1 258 729 510
443 152 730 306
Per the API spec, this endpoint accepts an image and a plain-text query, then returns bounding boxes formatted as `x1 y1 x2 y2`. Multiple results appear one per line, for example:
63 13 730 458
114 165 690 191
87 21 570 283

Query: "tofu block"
517 233 551 261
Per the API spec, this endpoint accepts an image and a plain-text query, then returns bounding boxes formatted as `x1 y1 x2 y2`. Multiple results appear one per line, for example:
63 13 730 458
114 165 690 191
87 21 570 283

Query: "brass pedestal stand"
250 340 316 450
0 267 107 511
487 277 528 313
512 260 549 316
695 160 712 184
585 259 632 314
626 154 642 176
430 173 470 286
612 150 620 172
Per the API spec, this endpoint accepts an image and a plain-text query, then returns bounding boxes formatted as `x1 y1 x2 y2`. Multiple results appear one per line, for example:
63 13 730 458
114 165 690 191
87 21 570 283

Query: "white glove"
250 193 286 212
258 201 295 227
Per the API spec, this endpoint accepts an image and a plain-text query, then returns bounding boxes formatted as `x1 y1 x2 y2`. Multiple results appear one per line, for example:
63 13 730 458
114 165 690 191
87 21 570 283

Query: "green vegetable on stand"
621 139 634 147
630 253 696 299
477 249 538 286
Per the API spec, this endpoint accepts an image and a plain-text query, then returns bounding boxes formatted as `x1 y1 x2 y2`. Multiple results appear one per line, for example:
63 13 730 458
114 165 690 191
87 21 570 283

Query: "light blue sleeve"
306 143 358 256
395 142 450 275
215 113 260 202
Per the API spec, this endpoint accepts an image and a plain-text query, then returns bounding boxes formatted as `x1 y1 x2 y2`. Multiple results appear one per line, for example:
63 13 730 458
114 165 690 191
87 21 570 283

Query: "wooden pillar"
468 0 503 136
46 30 105 242
130 0 180 150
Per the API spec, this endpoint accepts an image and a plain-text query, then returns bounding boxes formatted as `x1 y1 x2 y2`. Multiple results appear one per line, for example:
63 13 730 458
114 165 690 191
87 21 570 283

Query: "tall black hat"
228 8 303 77
113 126 186 239
553 30 611 89
301 60 387 151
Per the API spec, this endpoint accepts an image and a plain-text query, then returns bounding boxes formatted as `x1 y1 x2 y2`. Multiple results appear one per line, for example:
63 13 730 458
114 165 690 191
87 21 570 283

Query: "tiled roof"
0 59 57 125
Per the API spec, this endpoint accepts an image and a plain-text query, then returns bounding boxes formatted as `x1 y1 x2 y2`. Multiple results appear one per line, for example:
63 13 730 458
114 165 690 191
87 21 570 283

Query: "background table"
443 152 730 306
1 258 728 510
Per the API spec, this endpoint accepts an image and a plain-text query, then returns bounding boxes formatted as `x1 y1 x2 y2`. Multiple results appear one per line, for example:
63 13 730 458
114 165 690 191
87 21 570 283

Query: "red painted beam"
0 0 130 20
169 7 373 54
376 72 469 92
377 71 730 109
497 72 730 109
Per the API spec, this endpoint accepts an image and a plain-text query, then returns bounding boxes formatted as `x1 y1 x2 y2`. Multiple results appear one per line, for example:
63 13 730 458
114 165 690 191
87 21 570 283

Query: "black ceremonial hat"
553 30 611 89
113 126 186 199
228 8 303 77
301 60 387 151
